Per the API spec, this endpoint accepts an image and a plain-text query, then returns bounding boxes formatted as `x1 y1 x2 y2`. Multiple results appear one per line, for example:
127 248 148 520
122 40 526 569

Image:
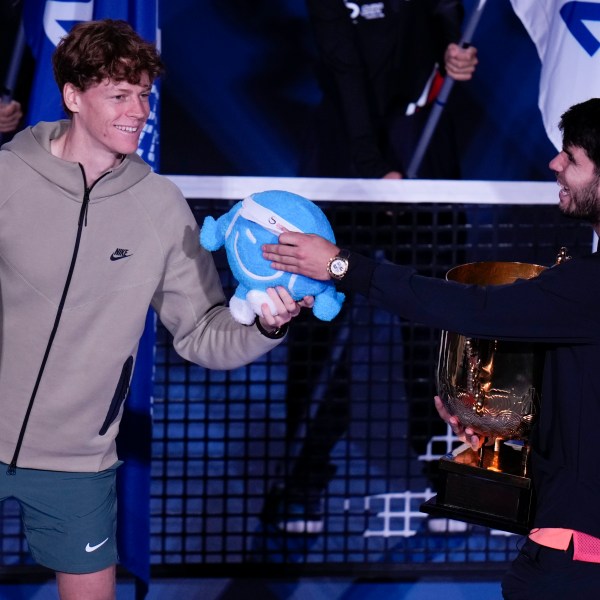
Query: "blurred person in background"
265 0 477 536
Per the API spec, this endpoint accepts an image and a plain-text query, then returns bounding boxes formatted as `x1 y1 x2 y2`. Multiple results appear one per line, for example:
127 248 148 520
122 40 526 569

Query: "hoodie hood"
3 120 151 201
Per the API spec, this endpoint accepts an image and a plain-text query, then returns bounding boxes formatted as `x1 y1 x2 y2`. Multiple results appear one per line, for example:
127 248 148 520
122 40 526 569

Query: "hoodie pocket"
99 356 134 436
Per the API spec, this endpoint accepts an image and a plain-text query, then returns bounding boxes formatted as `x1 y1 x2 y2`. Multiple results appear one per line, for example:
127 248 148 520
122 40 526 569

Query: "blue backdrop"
159 0 557 181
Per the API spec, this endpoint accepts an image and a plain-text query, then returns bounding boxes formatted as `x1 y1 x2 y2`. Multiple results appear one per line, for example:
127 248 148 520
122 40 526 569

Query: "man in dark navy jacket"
263 98 600 599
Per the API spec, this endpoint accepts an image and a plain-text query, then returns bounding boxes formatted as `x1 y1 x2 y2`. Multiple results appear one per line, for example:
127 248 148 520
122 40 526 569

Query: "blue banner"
22 1 159 597
509 0 600 150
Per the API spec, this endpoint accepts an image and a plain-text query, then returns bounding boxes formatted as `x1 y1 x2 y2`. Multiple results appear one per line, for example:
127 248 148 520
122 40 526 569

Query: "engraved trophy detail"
421 253 569 533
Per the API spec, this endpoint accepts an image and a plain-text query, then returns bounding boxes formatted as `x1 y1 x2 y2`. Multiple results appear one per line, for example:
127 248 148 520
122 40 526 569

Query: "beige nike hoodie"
0 120 283 472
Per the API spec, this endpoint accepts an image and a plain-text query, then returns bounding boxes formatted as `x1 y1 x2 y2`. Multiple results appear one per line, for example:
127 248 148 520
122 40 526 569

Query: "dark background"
1 0 559 181
158 0 557 181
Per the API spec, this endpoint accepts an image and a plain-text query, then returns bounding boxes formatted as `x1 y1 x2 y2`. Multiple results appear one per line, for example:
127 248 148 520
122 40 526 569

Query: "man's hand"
262 232 339 281
257 286 314 333
444 43 478 81
0 100 23 134
434 395 484 451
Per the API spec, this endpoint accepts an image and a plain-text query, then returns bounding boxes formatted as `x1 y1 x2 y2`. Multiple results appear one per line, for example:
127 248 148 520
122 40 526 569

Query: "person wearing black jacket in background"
300 0 477 179
0 0 31 137
265 0 477 536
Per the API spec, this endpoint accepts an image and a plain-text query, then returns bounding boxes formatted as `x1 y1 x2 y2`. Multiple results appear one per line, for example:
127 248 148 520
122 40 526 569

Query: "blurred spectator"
0 100 23 133
264 0 478 535
1 0 32 139
300 0 477 179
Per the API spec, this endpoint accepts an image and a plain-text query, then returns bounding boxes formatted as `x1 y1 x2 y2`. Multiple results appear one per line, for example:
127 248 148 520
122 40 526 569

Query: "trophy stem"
479 438 503 472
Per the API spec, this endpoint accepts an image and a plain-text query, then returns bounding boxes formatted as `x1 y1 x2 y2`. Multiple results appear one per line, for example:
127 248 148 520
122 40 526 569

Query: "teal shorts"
0 461 121 574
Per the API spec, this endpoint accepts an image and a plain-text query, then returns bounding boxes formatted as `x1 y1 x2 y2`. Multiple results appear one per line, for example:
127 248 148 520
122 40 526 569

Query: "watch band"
255 317 289 339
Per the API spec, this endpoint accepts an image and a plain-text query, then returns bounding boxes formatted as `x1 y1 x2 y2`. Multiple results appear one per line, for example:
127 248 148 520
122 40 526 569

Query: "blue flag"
509 0 600 150
22 2 159 597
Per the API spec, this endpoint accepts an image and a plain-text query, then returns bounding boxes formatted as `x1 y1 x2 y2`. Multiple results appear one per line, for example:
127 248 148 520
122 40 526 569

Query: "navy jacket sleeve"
337 251 600 343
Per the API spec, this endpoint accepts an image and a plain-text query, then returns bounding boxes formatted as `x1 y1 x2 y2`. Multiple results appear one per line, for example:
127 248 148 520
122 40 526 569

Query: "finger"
259 306 276 327
265 287 285 313
298 295 315 309
275 286 302 316
262 247 298 265
277 231 303 245
434 395 452 421
266 287 300 320
275 261 298 273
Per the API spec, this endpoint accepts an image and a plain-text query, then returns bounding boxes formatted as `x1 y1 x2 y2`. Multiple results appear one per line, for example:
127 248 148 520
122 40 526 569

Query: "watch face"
330 258 348 277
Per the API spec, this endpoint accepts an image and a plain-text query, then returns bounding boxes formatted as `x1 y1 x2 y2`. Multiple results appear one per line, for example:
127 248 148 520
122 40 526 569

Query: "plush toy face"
200 190 345 324
229 218 289 283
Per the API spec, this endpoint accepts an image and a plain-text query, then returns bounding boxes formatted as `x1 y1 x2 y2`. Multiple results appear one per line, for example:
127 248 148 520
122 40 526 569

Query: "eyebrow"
108 81 151 92
563 146 575 162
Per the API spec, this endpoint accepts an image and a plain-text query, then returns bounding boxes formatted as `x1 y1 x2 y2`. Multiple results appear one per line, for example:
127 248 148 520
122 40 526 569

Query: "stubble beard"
559 173 600 226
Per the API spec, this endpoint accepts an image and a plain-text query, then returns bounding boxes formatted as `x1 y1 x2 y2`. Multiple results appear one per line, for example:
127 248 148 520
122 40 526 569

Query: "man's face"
66 73 152 157
549 145 600 224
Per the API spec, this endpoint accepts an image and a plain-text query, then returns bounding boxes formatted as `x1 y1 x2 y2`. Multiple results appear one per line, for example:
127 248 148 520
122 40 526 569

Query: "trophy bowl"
436 261 546 440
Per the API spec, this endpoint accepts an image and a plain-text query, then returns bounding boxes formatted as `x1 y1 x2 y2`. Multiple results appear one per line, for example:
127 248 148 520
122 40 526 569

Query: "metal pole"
405 0 488 179
2 20 26 102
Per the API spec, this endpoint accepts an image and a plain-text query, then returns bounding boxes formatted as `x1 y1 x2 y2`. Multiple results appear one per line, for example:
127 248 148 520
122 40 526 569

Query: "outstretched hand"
262 231 340 281
257 286 314 332
434 395 485 451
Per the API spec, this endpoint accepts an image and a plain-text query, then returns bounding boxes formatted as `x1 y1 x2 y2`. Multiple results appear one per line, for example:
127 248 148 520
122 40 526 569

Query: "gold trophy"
420 254 569 534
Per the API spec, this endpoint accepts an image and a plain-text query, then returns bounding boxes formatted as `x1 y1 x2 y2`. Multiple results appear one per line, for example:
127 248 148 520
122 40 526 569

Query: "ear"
63 83 81 114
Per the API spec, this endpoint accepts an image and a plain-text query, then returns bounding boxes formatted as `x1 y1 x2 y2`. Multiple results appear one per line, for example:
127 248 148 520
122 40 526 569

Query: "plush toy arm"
200 215 226 251
229 292 257 325
312 289 345 321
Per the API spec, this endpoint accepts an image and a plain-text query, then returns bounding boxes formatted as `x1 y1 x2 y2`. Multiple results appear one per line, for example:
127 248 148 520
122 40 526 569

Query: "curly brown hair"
52 19 164 116
559 98 600 176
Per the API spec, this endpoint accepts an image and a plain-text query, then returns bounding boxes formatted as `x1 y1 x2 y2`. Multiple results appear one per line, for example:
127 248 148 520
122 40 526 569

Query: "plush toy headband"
238 196 303 235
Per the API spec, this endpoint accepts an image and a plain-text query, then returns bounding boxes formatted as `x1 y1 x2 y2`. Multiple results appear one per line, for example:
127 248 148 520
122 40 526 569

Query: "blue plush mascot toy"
200 190 345 325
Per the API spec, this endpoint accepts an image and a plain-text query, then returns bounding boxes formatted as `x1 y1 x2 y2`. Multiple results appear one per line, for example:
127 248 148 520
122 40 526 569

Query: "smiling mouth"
115 125 139 133
233 231 282 281
557 179 570 199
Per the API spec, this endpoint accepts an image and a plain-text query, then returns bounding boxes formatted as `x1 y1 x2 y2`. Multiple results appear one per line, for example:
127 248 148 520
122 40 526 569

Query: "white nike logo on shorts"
85 537 109 552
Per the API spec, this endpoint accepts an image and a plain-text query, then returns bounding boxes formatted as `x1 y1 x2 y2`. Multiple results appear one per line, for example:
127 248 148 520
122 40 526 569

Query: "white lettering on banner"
43 0 94 47
361 2 385 20
344 1 360 20
344 1 385 21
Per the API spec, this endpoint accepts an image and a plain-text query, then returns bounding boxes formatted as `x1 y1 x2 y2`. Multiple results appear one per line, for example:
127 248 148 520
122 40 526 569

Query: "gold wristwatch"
327 249 350 280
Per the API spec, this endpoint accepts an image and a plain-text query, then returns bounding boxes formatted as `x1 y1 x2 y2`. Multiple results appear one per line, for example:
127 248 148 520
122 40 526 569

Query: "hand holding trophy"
422 259 555 534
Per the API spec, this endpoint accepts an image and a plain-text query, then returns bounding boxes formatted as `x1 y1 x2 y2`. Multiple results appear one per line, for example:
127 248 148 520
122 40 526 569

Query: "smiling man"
0 19 308 600
263 99 600 599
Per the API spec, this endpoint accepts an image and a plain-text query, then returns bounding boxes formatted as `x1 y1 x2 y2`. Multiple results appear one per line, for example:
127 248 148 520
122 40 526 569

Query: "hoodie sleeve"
147 178 283 370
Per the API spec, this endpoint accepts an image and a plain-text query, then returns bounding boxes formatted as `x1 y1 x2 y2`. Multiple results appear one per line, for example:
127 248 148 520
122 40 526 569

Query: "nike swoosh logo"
85 537 109 553
110 252 131 261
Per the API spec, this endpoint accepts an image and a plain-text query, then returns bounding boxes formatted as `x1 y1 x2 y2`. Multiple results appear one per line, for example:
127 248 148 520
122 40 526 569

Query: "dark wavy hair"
52 19 164 116
559 98 600 175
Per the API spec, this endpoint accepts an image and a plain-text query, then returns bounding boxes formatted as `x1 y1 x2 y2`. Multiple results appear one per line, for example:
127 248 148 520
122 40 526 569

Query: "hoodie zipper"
7 165 108 475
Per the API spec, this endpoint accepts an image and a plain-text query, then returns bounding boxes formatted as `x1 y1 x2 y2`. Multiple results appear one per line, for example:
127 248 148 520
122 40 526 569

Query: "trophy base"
420 442 534 535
